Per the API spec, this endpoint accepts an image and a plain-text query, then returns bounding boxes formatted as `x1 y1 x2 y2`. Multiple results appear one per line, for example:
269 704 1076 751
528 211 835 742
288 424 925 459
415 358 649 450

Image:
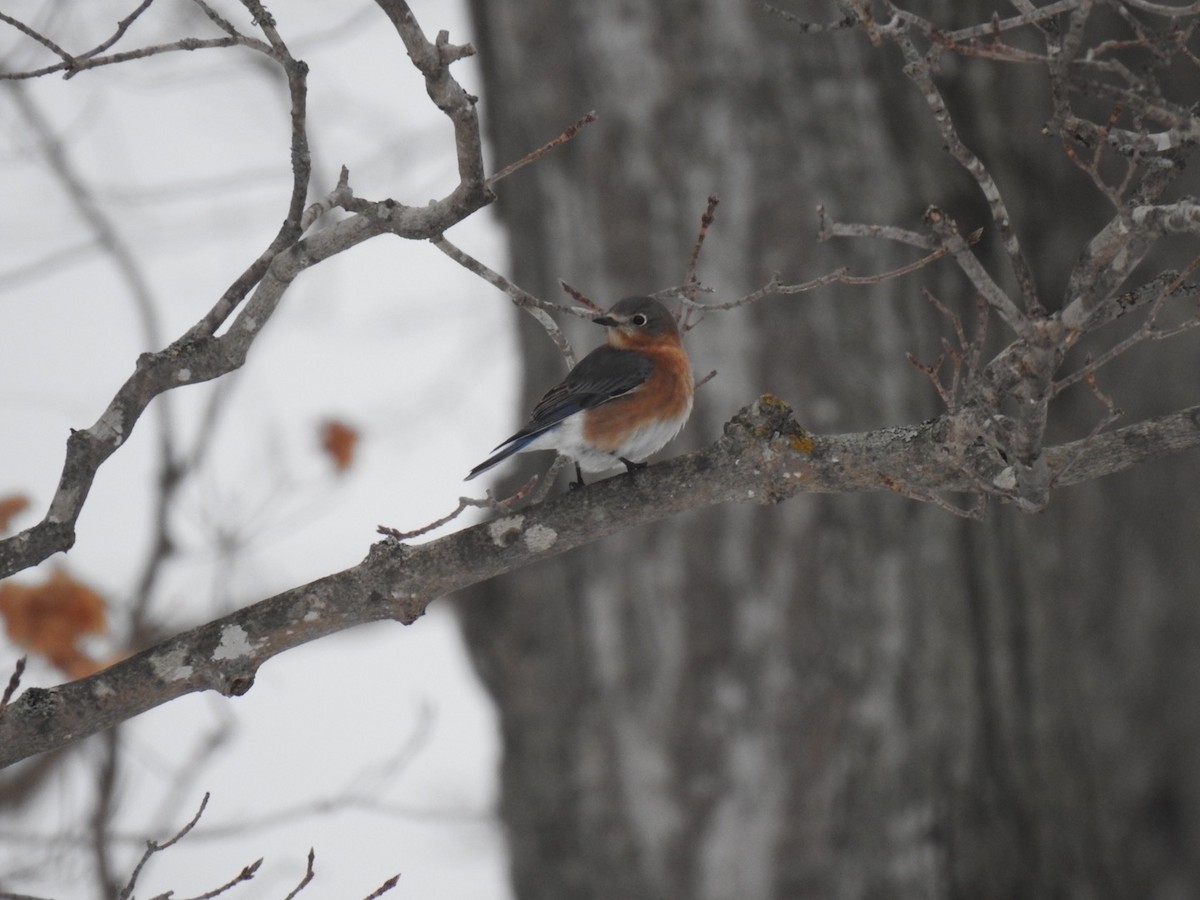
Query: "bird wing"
465 346 656 481
507 346 654 445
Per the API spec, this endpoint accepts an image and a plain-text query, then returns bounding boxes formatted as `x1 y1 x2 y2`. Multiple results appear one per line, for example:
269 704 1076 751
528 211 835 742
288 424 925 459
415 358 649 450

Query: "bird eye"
631 313 648 326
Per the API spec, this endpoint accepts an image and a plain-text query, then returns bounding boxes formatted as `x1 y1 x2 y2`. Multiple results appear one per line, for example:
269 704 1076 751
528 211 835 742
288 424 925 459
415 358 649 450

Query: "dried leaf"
0 569 108 679
320 419 360 473
0 494 30 533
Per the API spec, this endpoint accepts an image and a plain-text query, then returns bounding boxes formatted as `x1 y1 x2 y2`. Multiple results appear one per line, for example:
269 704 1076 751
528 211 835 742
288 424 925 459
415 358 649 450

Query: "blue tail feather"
465 431 544 480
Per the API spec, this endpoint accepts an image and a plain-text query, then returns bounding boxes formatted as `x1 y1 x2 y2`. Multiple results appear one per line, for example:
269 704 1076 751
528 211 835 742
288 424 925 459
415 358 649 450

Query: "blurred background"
1 1 512 896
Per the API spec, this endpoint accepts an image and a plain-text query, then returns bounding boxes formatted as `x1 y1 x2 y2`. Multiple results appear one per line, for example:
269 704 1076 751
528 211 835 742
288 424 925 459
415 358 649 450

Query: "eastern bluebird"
467 296 694 486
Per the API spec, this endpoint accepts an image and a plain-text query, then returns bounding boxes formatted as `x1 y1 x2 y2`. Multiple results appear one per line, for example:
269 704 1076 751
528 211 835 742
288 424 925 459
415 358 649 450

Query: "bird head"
593 296 680 348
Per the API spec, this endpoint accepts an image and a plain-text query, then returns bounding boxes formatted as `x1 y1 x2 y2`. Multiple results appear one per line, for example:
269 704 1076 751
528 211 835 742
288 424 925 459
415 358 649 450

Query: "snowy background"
1 1 516 896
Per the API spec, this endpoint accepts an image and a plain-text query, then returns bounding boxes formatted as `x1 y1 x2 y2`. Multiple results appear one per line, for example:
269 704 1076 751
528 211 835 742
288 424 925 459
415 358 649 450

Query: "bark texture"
461 2 1200 898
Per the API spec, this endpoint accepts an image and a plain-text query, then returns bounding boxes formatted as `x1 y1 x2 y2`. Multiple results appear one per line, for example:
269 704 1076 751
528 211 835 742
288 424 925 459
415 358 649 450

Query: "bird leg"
569 462 586 491
620 457 646 474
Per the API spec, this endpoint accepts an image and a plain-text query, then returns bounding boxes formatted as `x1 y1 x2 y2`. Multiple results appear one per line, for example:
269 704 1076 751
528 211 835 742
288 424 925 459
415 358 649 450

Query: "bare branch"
486 111 597 186
694 222 955 314
559 281 603 312
176 857 262 900
191 0 245 37
5 394 1200 768
299 165 354 232
924 207 1028 331
374 0 490 194
0 12 75 66
0 18 270 82
240 1 313 246
880 474 985 520
78 0 158 62
1121 0 1200 15
282 850 317 900
938 0 1082 43
753 2 858 33
362 874 401 900
1055 260 1200 395
118 793 211 900
684 195 720 293
818 205 938 249
879 5 1042 315
527 457 569 504
431 236 580 365
0 657 26 711
376 479 537 540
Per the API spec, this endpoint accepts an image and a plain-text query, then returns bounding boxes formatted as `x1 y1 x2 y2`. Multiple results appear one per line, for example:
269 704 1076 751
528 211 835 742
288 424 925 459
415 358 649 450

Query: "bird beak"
592 312 619 327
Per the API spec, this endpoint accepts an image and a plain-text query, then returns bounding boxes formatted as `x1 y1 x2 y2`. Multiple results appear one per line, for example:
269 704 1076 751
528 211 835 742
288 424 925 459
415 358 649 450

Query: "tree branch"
2 395 1198 768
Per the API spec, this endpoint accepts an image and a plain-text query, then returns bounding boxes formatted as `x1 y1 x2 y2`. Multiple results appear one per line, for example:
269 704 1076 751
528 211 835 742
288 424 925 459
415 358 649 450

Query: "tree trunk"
460 2 1200 897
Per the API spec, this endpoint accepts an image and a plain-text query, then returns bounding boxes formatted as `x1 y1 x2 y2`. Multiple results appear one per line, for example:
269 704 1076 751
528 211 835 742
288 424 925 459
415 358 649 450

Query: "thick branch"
374 0 490 196
3 396 1198 768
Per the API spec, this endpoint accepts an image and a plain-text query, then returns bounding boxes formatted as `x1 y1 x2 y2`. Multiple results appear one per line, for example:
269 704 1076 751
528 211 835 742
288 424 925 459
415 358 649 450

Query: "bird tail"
464 432 540 481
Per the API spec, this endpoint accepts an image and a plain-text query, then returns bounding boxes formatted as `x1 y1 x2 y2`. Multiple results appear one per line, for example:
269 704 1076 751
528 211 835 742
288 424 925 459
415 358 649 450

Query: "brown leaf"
0 569 108 679
0 495 30 534
320 419 360 473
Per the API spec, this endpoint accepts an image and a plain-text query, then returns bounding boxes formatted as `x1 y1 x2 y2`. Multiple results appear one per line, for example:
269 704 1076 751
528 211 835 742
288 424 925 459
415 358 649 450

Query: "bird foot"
569 463 586 491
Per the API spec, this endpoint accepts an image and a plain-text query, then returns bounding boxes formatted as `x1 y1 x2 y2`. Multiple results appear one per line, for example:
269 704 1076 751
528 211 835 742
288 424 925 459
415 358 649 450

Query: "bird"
467 295 694 486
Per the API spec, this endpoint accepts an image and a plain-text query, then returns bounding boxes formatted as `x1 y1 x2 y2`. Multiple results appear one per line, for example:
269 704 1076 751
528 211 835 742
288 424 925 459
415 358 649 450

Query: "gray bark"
461 2 1200 898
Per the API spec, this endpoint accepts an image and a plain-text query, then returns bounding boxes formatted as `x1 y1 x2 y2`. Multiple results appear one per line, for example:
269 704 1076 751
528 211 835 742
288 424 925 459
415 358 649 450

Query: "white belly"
522 401 691 473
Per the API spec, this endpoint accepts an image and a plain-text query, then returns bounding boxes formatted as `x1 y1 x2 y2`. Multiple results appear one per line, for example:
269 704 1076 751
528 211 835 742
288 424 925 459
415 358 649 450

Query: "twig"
240 0 311 235
90 732 121 895
965 295 990 388
1122 0 1200 15
299 166 354 232
818 204 939 248
432 235 581 365
0 12 75 65
175 857 262 900
174 3 311 343
1051 368 1125 485
880 475 985 519
885 22 1042 316
77 0 158 64
362 875 401 900
376 478 538 540
1059 102 1135 209
684 195 720 294
559 281 603 312
191 0 248 37
1054 256 1200 396
924 207 1028 332
486 111 597 186
907 351 953 409
0 36 263 81
119 793 211 900
1085 369 1123 423
528 457 568 504
937 0 1082 44
691 239 953 313
0 657 26 711
282 850 317 900
753 1 858 32
679 196 720 329
915 289 980 411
